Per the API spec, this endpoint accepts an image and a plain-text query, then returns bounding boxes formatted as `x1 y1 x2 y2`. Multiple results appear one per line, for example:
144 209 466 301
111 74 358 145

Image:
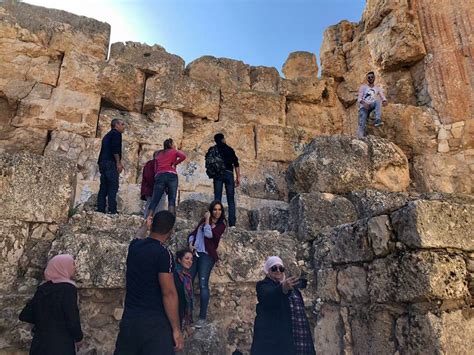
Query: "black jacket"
98 128 122 163
19 281 83 355
216 142 239 172
251 277 296 355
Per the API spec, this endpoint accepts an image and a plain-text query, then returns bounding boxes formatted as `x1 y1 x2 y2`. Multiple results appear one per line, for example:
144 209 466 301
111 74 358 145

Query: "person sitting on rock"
146 138 186 221
188 200 227 328
357 71 388 138
19 254 83 355
251 256 315 355
140 150 167 218
173 248 194 333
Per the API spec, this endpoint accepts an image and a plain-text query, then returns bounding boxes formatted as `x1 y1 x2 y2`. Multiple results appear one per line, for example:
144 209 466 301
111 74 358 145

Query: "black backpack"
205 145 226 178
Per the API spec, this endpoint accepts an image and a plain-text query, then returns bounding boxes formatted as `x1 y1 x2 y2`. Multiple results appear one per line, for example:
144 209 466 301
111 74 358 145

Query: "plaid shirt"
288 290 315 355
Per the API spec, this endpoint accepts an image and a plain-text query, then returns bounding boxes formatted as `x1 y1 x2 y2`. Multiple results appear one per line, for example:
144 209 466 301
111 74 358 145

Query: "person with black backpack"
205 133 240 227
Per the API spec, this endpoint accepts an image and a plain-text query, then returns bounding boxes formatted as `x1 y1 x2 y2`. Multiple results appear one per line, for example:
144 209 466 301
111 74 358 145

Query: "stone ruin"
0 0 473 354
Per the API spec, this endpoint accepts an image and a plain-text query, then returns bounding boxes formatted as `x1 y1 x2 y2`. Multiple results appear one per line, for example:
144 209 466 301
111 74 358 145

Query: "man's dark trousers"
213 170 236 226
114 315 174 355
97 160 119 213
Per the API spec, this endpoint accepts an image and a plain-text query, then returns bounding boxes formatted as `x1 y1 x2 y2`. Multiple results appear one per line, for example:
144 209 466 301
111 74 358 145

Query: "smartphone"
295 278 308 289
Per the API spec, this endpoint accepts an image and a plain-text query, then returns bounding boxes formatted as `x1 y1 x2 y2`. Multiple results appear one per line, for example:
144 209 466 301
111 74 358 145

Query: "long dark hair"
209 200 226 225
156 138 174 157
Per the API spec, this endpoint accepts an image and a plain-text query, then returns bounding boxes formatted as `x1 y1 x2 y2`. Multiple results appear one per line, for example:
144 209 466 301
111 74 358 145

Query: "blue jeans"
143 195 167 218
189 252 215 320
357 100 382 138
213 170 236 226
148 173 178 214
97 161 119 213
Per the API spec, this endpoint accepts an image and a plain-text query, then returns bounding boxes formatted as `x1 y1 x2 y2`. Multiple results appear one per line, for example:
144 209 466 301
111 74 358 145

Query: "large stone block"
0 152 76 223
186 56 250 91
0 2 110 59
0 126 48 155
346 189 409 219
315 268 339 302
367 215 393 257
368 251 468 303
314 303 345 354
255 125 312 162
337 266 369 303
249 66 281 94
391 200 474 251
0 220 29 292
143 73 220 121
286 101 343 135
283 78 337 105
239 159 288 201
313 219 374 268
288 193 357 242
109 41 185 76
219 90 285 126
286 135 410 194
282 51 318 80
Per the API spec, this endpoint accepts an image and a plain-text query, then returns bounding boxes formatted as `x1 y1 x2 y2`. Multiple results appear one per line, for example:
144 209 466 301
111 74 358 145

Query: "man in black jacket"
97 118 125 214
212 133 240 227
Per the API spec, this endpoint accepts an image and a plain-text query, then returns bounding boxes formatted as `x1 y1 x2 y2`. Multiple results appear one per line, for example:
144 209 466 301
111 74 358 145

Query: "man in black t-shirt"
114 211 184 354
211 133 240 227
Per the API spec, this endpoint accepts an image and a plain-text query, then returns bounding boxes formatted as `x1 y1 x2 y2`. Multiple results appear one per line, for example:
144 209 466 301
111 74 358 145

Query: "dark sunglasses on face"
270 265 285 273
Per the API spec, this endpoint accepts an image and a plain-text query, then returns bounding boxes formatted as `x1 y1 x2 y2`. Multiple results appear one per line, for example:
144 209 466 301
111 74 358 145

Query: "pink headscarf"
263 256 284 274
44 254 76 287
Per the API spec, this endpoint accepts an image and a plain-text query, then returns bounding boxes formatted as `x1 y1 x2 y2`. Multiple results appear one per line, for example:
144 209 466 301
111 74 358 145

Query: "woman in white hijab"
250 256 315 355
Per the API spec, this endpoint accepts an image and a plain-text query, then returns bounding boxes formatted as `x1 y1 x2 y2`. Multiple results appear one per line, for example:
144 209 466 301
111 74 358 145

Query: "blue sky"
27 0 365 72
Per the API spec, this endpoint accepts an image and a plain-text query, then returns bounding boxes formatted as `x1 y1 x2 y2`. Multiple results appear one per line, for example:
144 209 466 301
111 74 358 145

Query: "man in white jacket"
357 71 388 138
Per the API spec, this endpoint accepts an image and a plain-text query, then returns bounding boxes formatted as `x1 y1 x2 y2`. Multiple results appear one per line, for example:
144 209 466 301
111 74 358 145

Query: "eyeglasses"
270 265 285 273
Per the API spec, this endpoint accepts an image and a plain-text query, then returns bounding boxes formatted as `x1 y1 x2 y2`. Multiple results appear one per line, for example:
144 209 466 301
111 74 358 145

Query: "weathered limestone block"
362 0 401 32
366 9 426 70
283 78 337 106
214 229 297 283
368 251 468 303
176 150 213 194
366 104 437 158
183 321 226 355
99 108 183 147
219 90 285 126
346 189 409 219
255 125 311 162
396 309 474 354
182 119 255 161
0 220 29 292
367 215 393 257
248 206 289 233
287 136 410 194
391 200 474 251
239 160 288 201
250 66 281 94
109 41 185 76
0 293 33 351
44 131 101 181
383 69 417 105
288 193 357 242
316 268 339 302
0 126 48 155
413 151 472 194
186 56 250 91
282 51 318 80
13 86 101 137
320 20 357 79
58 51 145 112
0 2 110 59
313 219 374 268
286 101 343 134
337 266 369 303
0 152 76 223
144 73 220 120
314 304 345 354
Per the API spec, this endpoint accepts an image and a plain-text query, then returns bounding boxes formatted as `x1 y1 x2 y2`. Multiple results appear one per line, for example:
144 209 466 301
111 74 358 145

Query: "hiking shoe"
194 319 207 329
374 120 384 127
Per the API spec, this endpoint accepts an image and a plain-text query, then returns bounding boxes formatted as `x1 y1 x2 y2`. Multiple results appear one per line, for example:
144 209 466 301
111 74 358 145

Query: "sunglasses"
270 265 285 273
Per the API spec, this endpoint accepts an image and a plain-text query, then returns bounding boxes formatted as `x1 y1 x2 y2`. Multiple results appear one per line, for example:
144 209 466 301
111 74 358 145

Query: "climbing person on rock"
114 210 184 354
19 254 83 355
357 71 388 138
146 138 186 221
173 248 194 333
251 256 315 355
97 118 125 214
188 200 227 328
140 150 167 218
206 133 240 227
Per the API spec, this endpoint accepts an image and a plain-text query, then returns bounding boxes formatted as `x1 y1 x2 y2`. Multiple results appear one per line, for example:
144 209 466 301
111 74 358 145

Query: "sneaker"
374 120 384 127
194 319 207 329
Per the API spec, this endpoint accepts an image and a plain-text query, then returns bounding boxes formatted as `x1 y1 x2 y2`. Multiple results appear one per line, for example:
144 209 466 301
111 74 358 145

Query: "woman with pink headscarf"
19 254 83 355
251 256 315 355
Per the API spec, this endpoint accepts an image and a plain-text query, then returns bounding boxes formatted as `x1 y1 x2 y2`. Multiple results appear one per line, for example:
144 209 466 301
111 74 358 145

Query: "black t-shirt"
122 238 175 319
216 143 239 171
